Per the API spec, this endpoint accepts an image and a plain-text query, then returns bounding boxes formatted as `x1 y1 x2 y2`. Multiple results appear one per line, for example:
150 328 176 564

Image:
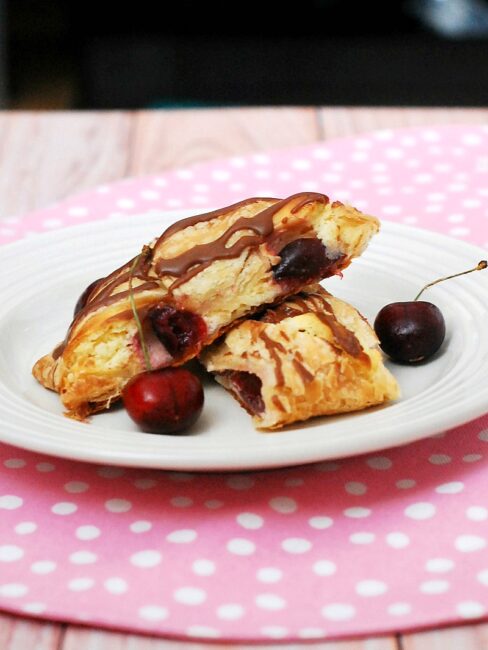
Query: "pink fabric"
1 125 488 641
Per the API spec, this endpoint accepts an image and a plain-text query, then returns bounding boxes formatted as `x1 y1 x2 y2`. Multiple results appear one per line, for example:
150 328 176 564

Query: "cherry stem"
414 260 487 301
129 249 152 371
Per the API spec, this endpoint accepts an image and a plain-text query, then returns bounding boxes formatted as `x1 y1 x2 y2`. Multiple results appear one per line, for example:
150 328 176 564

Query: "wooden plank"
0 111 132 218
129 107 320 174
318 107 488 138
62 625 398 650
402 623 488 650
0 611 63 650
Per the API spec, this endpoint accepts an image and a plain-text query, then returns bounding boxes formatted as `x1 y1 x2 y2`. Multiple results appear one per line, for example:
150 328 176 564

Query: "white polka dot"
291 159 311 171
414 173 433 184
4 458 26 468
462 134 482 146
261 626 288 639
105 499 132 513
351 152 368 162
140 190 160 200
212 170 230 181
229 182 244 192
366 456 392 470
298 627 326 638
477 569 488 586
22 602 47 614
236 513 263 529
227 538 255 555
31 561 56 574
130 520 152 533
186 626 220 638
226 475 255 490
166 529 197 543
104 577 128 594
64 481 89 494
477 429 488 441
14 522 37 535
269 497 297 514
117 198 135 209
42 218 62 229
51 502 77 515
386 532 410 549
344 507 371 518
429 454 451 465
396 479 416 489
388 602 412 616
192 559 215 576
466 506 488 521
313 148 331 159
322 603 356 620
345 482 367 495
204 500 223 510
436 481 464 494
69 551 97 565
134 478 157 490
281 538 312 554
166 198 183 208
168 472 195 483
174 586 207 605
405 502 436 520
420 580 449 594
350 532 376 545
382 205 402 215
449 227 470 238
457 601 485 618
426 558 455 573
254 169 270 179
170 496 193 508
448 183 466 192
313 560 337 576
255 593 286 610
217 603 245 620
356 580 388 597
455 535 486 552
308 516 333 529
138 605 168 621
97 467 125 478
0 583 28 598
68 206 88 217
463 454 483 463
0 545 24 562
75 525 100 540
0 495 23 510
130 550 162 567
284 478 304 487
257 567 282 583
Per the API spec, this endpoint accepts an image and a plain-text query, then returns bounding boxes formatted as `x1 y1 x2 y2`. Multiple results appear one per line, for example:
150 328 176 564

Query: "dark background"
5 0 488 109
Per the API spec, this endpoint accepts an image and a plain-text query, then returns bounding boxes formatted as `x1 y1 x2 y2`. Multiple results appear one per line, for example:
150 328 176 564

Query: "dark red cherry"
374 261 487 364
272 238 341 282
149 305 207 359
74 278 102 316
122 368 204 434
374 302 445 363
228 371 265 414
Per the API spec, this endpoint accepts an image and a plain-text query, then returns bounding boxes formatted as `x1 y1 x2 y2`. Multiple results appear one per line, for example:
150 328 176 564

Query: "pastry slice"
33 192 379 419
200 286 399 429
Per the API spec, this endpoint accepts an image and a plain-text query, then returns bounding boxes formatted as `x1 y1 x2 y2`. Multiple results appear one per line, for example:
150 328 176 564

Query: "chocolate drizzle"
259 331 285 386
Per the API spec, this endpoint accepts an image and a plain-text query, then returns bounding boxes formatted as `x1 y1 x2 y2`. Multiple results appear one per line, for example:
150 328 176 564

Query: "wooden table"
1 107 488 650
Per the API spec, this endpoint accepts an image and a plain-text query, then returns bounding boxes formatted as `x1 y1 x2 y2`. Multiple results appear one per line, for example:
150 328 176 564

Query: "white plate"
1 210 488 471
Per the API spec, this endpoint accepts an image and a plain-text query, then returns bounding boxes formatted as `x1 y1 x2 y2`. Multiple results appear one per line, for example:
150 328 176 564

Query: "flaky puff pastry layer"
33 193 379 420
200 286 399 430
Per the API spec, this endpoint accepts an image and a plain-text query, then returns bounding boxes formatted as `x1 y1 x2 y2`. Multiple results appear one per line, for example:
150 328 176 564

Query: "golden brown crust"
200 286 400 430
32 193 380 419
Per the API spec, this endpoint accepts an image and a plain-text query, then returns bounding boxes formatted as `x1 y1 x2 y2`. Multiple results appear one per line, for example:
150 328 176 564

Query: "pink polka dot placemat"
1 124 488 642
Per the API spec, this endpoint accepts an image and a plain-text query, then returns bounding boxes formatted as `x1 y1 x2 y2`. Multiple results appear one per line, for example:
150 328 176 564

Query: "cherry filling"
149 305 207 359
272 238 343 284
228 371 265 415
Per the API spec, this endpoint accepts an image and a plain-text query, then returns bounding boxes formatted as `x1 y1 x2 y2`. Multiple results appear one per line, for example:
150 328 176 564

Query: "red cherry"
228 371 265 414
374 301 446 363
148 305 207 359
74 278 102 316
272 238 342 283
122 368 204 434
